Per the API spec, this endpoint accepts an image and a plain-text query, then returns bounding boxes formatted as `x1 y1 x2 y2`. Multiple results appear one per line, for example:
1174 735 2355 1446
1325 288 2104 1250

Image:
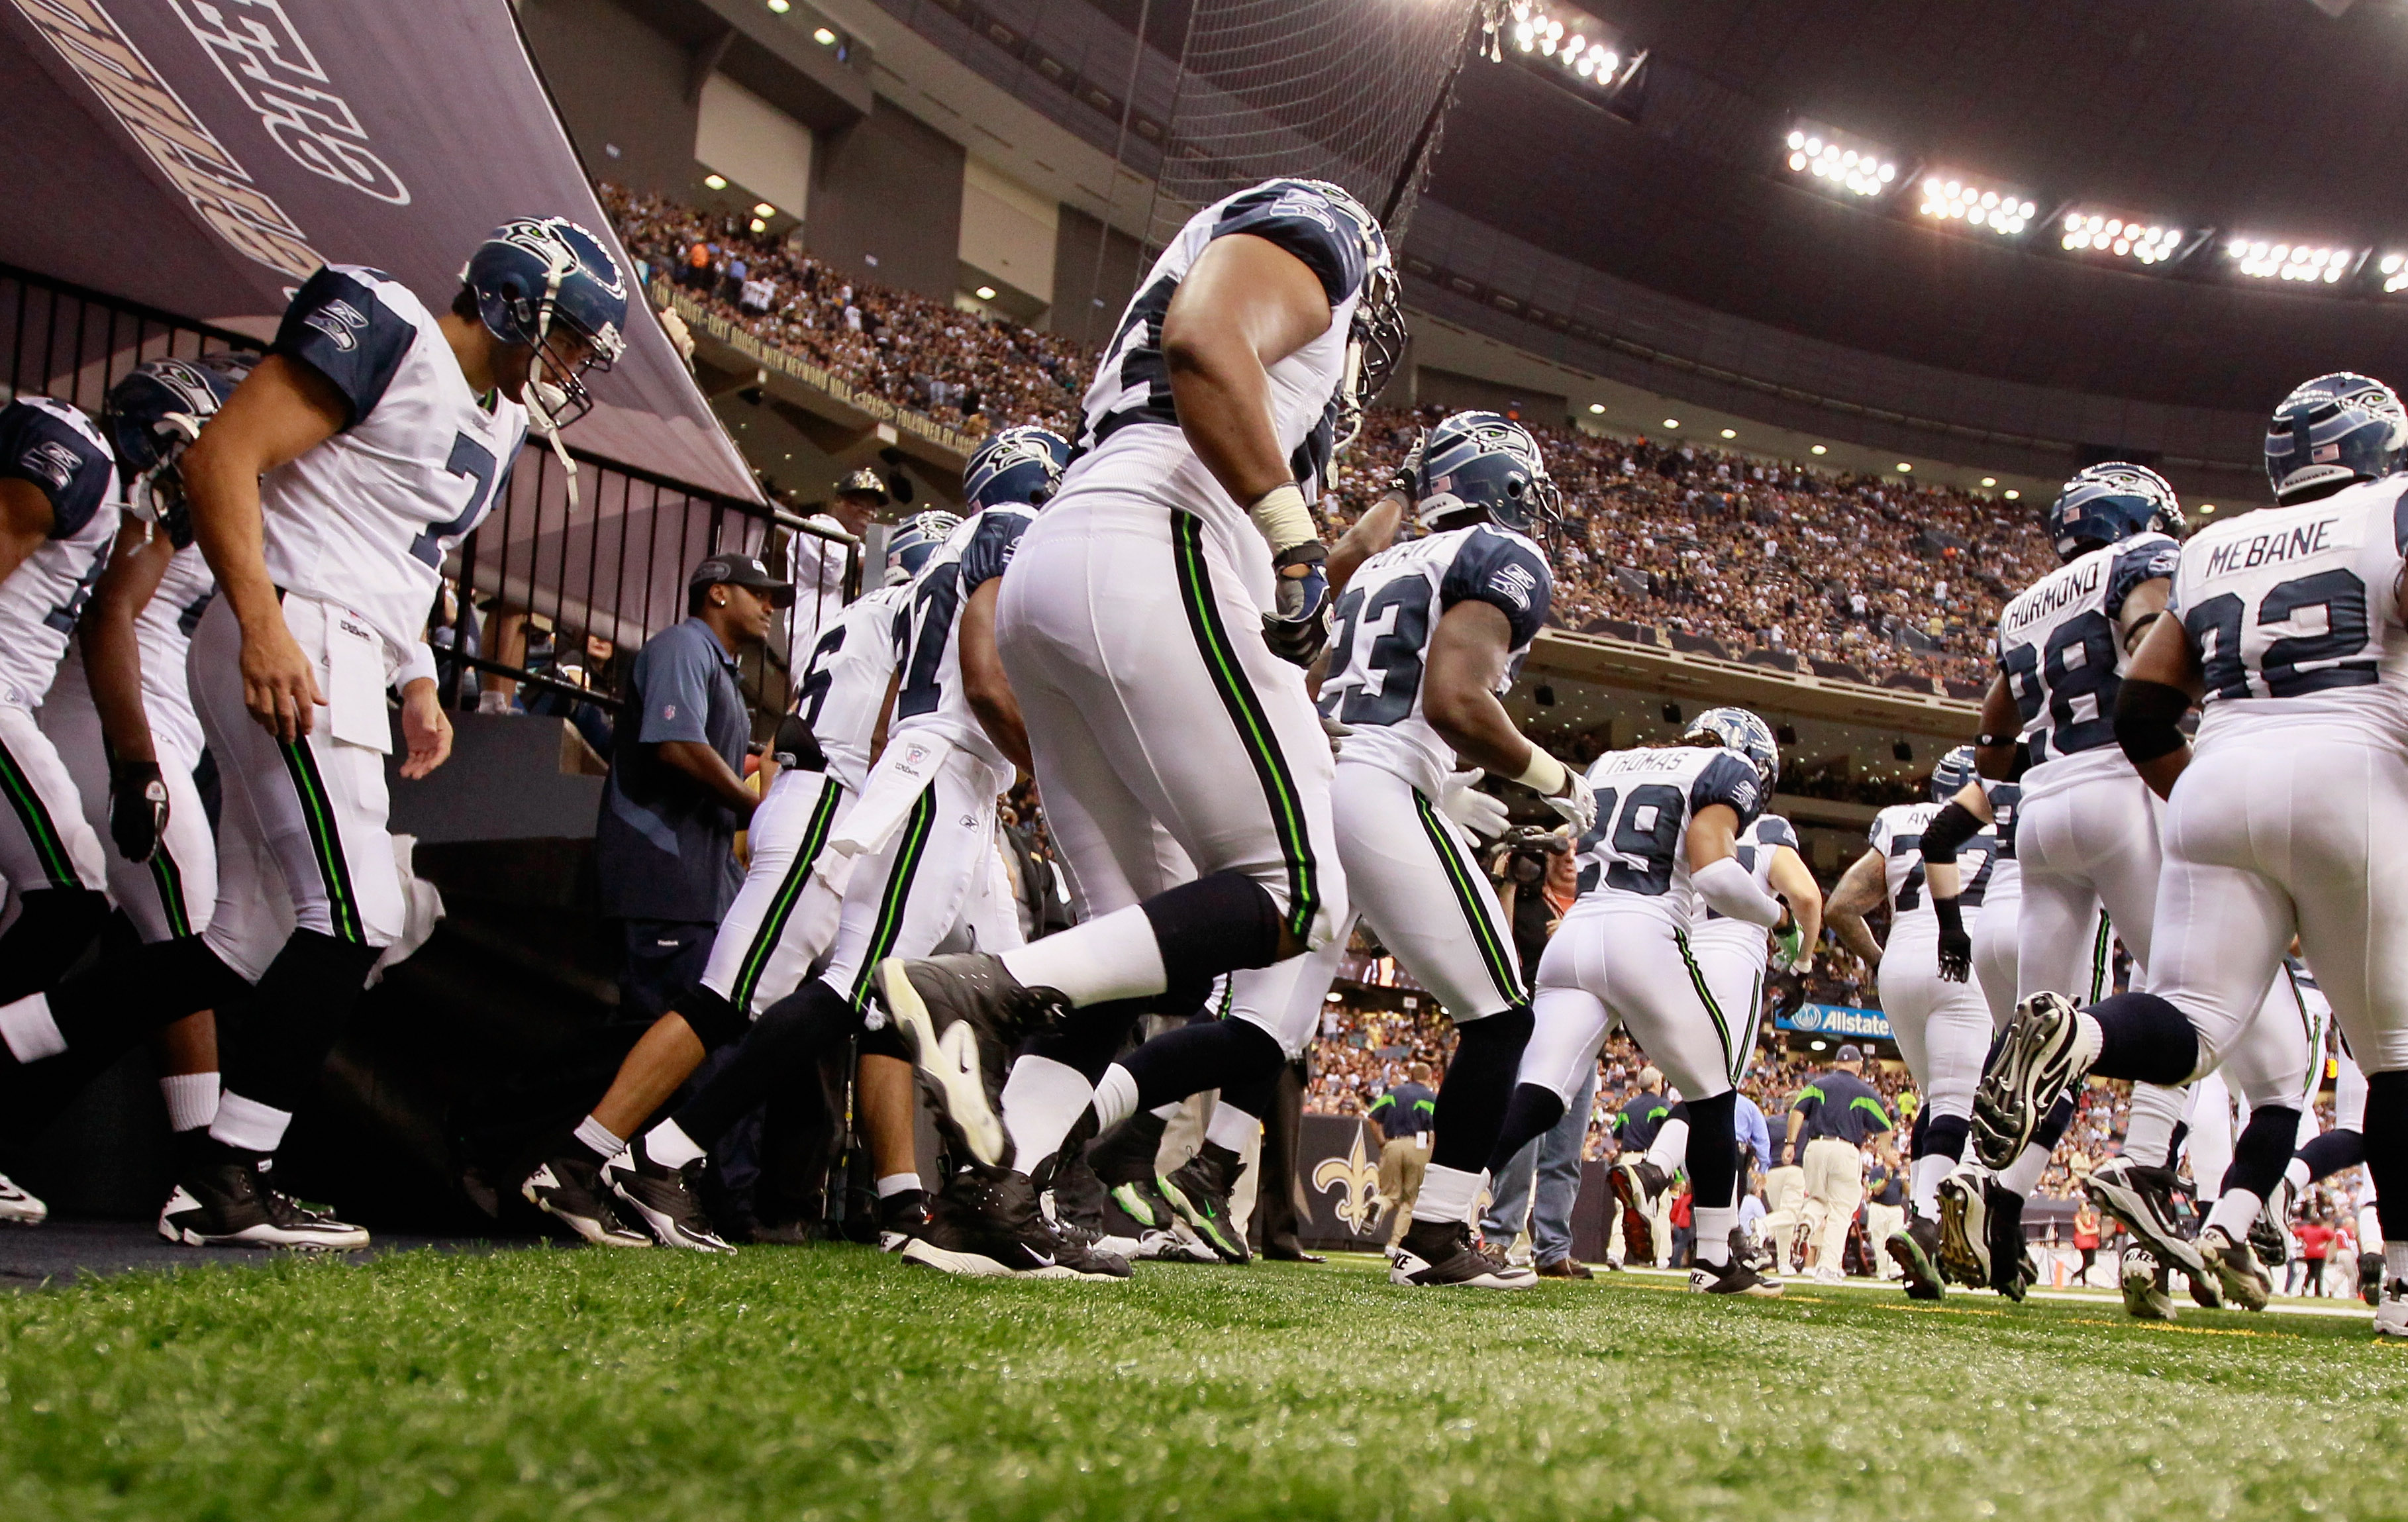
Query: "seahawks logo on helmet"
2264 372 2408 505
1682 705 1780 789
2044 462 2183 562
962 425 1070 512
1930 744 1977 804
884 509 964 585
462 217 630 436
1415 410 1559 534
102 351 255 540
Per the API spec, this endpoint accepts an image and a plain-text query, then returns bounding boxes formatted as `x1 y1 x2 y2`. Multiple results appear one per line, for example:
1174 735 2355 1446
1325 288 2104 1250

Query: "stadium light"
766 0 790 13
1506 3 1629 93
1895 462 1913 473
1981 476 1996 486
1784 119 1898 199
753 202 777 217
1720 428 1736 438
1587 402 1604 413
813 26 838 46
749 218 767 232
2004 489 2021 500
1662 418 1680 429
703 174 727 190
975 285 997 300
2225 237 2364 283
1918 173 2035 237
2380 254 2408 294
1810 444 1827 455
2060 211 2185 266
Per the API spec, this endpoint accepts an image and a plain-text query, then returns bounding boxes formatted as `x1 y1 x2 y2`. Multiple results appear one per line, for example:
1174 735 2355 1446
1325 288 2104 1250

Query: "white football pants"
38 645 215 942
1519 899 1747 1108
0 698 106 898
821 747 1021 1005
698 768 852 1015
1878 917 1990 1125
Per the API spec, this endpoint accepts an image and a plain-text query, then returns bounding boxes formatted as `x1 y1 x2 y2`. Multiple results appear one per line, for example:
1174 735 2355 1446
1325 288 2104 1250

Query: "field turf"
1 1245 2401 1521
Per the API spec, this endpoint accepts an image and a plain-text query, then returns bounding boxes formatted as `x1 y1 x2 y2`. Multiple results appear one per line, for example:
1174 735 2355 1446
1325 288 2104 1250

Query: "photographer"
1478 827 1596 1275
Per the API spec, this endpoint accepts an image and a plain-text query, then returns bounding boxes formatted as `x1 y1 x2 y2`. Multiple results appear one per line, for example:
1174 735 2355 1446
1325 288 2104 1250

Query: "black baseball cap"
1834 1044 1864 1063
689 551 795 608
834 467 890 504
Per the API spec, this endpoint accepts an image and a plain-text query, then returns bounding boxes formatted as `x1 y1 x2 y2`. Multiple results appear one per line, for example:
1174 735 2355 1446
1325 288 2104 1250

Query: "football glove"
1438 769 1510 842
1772 917 1808 972
109 758 168 864
1262 540 1332 666
1933 895 1973 983
1388 428 1427 499
1541 768 1597 834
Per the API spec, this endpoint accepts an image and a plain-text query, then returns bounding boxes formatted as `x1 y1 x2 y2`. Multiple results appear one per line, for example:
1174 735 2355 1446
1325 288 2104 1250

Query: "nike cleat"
0 1170 47 1225
1046 1213 1135 1281
877 1188 932 1254
874 954 1062 1167
1972 991 2098 1169
1609 1158 1670 1262
2378 1278 2408 1337
1389 1220 1537 1288
899 1166 1094 1280
1886 1215 1946 1301
2248 1180 2295 1270
1157 1142 1250 1265
2196 1225 2272 1312
603 1141 735 1253
1935 1164 1993 1290
1691 1258 1784 1297
521 1154 650 1247
2121 1246 2178 1321
160 1161 368 1250
2085 1157 2208 1285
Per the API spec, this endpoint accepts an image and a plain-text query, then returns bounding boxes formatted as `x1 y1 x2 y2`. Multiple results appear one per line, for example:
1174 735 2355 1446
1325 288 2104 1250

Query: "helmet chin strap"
523 256 582 507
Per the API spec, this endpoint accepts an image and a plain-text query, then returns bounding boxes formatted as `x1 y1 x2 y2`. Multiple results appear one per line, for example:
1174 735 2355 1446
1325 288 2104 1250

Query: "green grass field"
2 1246 2401 1521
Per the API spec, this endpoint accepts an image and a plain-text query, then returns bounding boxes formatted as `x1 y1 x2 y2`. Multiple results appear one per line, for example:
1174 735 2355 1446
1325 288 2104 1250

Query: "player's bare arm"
179 355 348 743
1974 673 2019 779
1159 232 1334 513
1768 844 1823 974
1824 846 1888 971
396 676 452 780
1325 491 1404 592
0 476 53 583
2114 608 2204 800
2116 574 2172 656
959 576 1029 772
1421 601 1534 776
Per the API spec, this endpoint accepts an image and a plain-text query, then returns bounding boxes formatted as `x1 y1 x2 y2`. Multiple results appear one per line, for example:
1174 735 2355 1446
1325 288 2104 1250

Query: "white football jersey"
891 505 1034 773
1573 742 1764 921
1868 801 1999 926
791 582 907 792
783 530 854 679
1995 531 2180 783
2168 478 2408 750
1063 179 1368 592
260 266 528 667
134 542 216 762
1322 523 1553 799
1689 812 1801 962
0 397 117 709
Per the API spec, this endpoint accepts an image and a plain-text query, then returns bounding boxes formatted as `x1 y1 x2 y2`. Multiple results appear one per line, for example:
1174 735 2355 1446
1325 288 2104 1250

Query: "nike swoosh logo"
936 1019 983 1082
1026 1251 1054 1266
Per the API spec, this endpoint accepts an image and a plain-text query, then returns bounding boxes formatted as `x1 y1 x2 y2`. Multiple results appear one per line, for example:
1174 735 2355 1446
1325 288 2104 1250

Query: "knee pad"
678 988 747 1050
1140 871 1283 985
2223 1105 2299 1200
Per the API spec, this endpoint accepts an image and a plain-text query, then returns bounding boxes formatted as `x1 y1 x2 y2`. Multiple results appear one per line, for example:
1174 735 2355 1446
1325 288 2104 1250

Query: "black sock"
1119 1017 1285 1113
2085 992 2199 1084
1025 979 1208 1083
2033 1093 2076 1153
1924 1113 1971 1170
1482 1083 1564 1179
2219 1106 2300 1206
1 937 249 1144
1429 1005 1533 1176
2297 1127 2366 1183
673 979 858 1148
1138 871 1284 989
1909 1105 1931 1158
2164 1120 2191 1172
1685 1091 1740 1211
1088 1106 1169 1184
214 929 382 1120
2363 1072 2408 1247
0 888 107 1003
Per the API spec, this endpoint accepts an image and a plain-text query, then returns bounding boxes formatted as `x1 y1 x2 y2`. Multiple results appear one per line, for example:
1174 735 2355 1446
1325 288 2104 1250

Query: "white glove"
657 305 696 370
1542 768 1597 834
1439 770 1510 842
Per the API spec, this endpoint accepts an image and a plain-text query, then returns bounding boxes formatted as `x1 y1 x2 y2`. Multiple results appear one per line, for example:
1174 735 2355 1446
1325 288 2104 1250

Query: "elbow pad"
1917 799 1982 865
1694 856 1782 928
2115 678 2191 766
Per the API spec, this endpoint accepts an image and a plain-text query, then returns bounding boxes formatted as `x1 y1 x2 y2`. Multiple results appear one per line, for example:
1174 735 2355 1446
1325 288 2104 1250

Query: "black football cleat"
1389 1219 1536 1288
521 1153 650 1247
603 1140 735 1254
1157 1142 1251 1265
159 1159 368 1250
2085 1157 2209 1285
2195 1225 2272 1311
1691 1258 1784 1297
874 954 1063 1167
2121 1246 2178 1321
878 1188 932 1254
1934 1164 1993 1290
901 1166 1099 1280
1886 1214 1946 1301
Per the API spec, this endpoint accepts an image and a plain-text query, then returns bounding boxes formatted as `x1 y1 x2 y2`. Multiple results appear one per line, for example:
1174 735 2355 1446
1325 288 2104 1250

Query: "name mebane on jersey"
2200 513 2348 579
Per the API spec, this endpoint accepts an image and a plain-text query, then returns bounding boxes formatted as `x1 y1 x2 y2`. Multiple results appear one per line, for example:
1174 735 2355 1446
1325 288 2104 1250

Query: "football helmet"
1931 744 1977 803
2044 462 2183 562
1414 411 1559 534
962 425 1070 512
2264 372 2408 504
884 509 963 585
1294 179 1405 452
101 351 255 540
462 217 628 434
1683 705 1780 789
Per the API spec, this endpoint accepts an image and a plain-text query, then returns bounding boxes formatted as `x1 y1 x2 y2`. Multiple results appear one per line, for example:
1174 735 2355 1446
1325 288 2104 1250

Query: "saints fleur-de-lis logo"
1313 1121 1380 1235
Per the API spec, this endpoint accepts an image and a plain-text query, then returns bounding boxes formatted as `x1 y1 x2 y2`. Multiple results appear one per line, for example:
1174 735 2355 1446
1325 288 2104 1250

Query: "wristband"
1932 893 1966 935
1513 747 1570 798
1246 482 1317 557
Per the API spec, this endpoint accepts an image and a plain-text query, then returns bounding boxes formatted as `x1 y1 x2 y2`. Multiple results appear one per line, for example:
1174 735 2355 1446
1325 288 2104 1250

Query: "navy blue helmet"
1293 179 1403 448
461 217 629 431
102 350 255 539
1931 744 1977 803
1414 410 1559 534
2044 462 2183 562
2264 372 2408 504
884 509 963 585
962 425 1070 511
1683 705 1780 788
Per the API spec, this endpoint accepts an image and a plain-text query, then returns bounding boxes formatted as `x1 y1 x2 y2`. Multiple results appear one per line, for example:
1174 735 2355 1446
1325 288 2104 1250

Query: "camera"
1493 825 1569 888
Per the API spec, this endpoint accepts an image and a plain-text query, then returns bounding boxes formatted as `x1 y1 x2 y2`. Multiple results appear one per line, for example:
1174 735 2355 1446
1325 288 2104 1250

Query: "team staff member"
1786 1044 1897 1282
595 553 787 1023
1366 1064 1435 1246
1864 1150 1907 1278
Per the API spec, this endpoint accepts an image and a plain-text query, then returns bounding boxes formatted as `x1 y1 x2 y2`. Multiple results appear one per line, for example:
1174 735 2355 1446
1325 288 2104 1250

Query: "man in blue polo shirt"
595 552 788 1024
1785 1044 1897 1282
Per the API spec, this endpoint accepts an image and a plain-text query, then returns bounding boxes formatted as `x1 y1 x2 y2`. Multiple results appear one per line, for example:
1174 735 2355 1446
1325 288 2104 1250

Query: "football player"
1976 372 2408 1333
0 391 119 1223
517 509 952 1247
1485 711 1791 1296
1 218 628 1248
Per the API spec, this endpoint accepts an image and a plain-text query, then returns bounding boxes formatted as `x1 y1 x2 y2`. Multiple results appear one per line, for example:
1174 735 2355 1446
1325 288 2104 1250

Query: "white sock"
0 992 66 1063
2362 1203 2383 1254
572 1114 625 1161
2283 1156 2311 1193
2205 1187 2262 1242
875 1172 922 1198
209 1090 292 1154
1910 1152 1954 1219
998 905 1166 1006
2124 1082 2187 1169
1001 1056 1095 1176
1409 1164 1481 1226
1091 1064 1140 1133
1205 1099 1258 1154
643 1117 705 1170
1646 1118 1689 1176
2387 1241 2408 1282
159 1072 221 1133
1695 1203 1736 1267
1999 1141 2050 1198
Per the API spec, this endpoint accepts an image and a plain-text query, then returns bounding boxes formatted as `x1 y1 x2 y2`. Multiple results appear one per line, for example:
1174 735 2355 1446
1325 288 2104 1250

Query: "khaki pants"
1760 1164 1807 1268
1864 1201 1906 1277
1377 1135 1430 1244
1801 1137 1866 1270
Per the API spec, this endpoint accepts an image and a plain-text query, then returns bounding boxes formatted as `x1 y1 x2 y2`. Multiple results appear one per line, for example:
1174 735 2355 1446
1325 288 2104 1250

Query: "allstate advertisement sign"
1778 1003 1894 1042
